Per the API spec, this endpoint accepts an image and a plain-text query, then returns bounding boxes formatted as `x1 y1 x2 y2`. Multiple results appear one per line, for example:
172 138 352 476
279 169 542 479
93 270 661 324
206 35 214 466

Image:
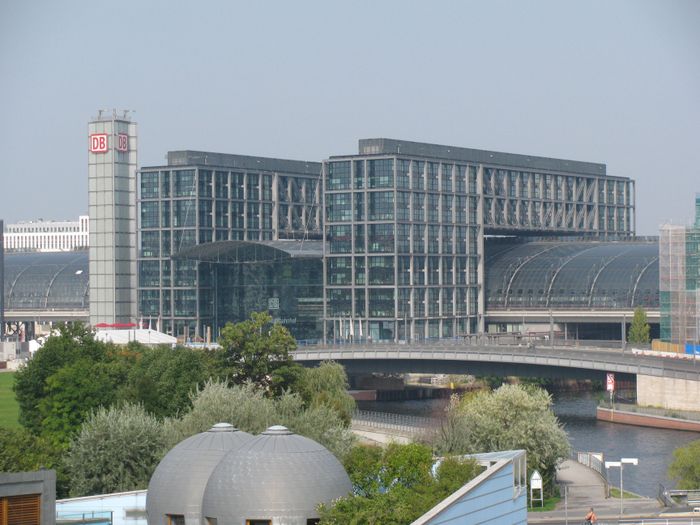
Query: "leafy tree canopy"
296 361 356 425
435 384 569 496
217 312 298 393
65 403 167 497
318 443 481 525
668 439 700 490
628 307 651 344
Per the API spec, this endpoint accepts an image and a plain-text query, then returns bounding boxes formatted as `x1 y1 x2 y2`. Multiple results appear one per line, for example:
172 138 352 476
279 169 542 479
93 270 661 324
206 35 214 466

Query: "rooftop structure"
146 423 253 525
145 424 351 525
3 216 89 253
486 240 658 311
88 110 137 327
3 251 89 316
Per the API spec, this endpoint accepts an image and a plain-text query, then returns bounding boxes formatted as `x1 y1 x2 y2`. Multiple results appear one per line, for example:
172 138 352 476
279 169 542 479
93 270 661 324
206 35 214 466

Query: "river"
357 391 700 497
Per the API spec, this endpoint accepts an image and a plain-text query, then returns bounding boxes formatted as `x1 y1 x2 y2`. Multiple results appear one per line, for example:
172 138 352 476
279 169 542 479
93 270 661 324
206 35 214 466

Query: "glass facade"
323 139 634 342
324 157 480 342
138 153 321 341
137 141 635 345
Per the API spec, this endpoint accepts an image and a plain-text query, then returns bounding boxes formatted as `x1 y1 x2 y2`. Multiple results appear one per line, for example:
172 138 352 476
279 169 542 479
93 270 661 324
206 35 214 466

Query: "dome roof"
202 425 352 523
146 423 253 525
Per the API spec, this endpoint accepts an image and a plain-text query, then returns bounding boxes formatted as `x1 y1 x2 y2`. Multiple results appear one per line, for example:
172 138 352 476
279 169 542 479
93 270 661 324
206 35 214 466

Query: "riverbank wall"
597 406 700 432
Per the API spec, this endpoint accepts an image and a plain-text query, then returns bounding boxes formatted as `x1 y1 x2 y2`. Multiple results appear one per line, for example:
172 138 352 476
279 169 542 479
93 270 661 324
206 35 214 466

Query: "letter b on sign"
90 134 108 153
117 133 128 152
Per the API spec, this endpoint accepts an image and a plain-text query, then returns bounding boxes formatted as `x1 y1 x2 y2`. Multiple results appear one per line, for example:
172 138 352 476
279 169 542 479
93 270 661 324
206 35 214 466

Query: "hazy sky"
1 0 698 234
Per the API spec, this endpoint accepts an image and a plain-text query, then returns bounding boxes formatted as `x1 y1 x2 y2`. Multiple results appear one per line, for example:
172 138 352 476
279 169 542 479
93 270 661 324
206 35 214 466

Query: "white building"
3 216 89 252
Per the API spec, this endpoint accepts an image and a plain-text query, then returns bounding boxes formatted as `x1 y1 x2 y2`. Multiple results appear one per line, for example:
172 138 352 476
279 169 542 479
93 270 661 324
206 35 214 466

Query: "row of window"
326 255 478 286
327 317 478 340
326 224 479 255
326 286 478 317
141 170 318 204
327 159 480 193
326 191 479 224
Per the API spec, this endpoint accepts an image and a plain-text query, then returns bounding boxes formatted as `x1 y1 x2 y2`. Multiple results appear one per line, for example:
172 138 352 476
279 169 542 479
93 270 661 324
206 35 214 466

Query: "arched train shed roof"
485 241 658 310
3 250 89 311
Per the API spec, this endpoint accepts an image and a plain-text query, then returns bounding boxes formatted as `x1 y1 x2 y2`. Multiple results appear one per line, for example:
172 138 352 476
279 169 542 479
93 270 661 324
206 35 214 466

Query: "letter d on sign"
90 133 108 153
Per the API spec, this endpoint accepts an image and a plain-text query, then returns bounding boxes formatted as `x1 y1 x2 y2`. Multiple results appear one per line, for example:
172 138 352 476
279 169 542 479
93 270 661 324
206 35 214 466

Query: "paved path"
528 460 662 523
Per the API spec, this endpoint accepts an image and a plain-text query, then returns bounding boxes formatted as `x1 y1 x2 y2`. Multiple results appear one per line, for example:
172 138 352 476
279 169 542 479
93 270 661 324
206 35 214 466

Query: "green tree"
165 380 355 460
38 358 127 446
318 443 480 525
217 312 298 392
0 427 69 496
297 361 356 425
120 345 217 418
13 323 109 434
65 403 167 497
435 384 569 496
668 439 700 489
628 307 651 344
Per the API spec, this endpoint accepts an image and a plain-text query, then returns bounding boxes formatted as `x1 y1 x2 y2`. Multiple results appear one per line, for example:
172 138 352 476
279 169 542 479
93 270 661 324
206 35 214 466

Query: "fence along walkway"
351 410 440 439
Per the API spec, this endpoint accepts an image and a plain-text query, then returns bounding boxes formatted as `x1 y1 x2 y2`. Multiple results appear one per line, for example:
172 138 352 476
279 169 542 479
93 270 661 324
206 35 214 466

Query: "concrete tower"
88 110 137 325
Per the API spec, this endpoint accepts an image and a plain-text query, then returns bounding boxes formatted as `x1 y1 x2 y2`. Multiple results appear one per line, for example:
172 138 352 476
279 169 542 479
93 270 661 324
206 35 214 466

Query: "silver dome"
202 425 352 524
146 423 253 525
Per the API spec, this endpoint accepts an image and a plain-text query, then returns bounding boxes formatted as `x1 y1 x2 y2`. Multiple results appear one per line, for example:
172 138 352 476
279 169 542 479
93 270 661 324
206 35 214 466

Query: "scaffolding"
660 196 700 344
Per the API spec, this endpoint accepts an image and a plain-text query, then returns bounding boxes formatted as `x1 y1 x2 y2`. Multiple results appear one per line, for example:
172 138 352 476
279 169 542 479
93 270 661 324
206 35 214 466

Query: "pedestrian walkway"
528 459 662 523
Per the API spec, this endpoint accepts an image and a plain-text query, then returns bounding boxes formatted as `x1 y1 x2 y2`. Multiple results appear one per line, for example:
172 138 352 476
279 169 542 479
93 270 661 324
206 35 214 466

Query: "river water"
358 392 700 497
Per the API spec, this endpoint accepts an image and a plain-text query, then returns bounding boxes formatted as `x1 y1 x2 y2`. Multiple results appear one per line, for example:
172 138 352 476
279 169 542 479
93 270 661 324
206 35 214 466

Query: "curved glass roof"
4 251 89 311
173 240 323 263
486 241 658 310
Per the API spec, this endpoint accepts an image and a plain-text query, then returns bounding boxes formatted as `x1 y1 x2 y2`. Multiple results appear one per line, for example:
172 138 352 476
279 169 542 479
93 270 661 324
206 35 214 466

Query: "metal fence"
575 451 607 478
352 410 440 438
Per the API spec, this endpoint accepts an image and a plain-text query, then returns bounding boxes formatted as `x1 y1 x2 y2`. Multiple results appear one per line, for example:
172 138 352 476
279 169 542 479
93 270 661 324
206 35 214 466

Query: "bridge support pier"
637 374 700 412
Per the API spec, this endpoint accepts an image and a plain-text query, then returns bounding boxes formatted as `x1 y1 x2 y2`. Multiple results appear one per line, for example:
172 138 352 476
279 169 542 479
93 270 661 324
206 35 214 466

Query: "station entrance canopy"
171 240 324 343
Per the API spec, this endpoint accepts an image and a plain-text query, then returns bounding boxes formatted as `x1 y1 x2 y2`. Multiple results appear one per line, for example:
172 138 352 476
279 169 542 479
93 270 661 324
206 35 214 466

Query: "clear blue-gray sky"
1 0 698 234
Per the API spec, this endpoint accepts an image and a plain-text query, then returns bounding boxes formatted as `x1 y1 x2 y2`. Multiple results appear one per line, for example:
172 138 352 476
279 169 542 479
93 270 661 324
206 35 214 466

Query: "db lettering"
90 134 108 153
117 133 128 152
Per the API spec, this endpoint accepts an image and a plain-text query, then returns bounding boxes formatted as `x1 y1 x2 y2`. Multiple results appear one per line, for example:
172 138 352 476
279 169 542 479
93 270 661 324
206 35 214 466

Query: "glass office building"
323 139 634 342
138 151 321 340
137 140 635 343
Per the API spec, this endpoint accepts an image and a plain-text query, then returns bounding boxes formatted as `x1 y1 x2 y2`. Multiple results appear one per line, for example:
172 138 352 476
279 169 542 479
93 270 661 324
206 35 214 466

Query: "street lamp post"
605 457 638 516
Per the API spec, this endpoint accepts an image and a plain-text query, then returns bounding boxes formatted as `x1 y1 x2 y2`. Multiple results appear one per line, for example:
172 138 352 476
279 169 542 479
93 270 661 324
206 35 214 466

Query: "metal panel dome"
146 423 253 525
202 425 352 525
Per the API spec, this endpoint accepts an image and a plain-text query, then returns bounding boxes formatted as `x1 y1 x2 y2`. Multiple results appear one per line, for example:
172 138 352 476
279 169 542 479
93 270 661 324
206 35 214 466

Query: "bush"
65 403 167 497
435 384 569 496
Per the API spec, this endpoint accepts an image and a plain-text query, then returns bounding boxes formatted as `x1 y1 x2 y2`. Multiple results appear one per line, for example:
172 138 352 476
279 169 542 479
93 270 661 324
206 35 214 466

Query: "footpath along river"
358 391 700 497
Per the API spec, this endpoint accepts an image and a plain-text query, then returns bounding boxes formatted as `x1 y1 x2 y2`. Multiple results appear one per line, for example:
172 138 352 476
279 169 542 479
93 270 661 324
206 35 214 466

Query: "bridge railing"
573 450 609 494
351 410 440 438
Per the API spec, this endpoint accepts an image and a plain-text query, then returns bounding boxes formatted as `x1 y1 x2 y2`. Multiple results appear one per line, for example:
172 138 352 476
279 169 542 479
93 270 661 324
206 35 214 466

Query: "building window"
368 191 394 221
173 170 196 197
327 161 351 190
368 159 394 188
141 171 159 198
246 521 271 525
0 494 41 525
167 515 185 525
206 518 218 525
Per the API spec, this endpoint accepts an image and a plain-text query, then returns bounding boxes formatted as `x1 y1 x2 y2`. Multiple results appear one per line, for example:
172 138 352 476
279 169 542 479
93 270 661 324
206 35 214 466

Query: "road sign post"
530 470 543 508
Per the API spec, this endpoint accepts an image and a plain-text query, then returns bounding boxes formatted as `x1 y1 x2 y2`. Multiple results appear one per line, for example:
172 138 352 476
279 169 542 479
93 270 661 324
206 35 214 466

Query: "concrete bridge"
293 341 700 412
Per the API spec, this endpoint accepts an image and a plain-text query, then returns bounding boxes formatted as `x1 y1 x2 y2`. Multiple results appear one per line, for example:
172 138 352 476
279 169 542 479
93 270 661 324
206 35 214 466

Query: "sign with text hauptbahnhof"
89 133 128 153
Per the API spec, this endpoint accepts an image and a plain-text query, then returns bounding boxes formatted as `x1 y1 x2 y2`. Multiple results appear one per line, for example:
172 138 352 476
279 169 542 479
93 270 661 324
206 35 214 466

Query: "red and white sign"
117 133 129 152
89 133 108 153
606 372 615 392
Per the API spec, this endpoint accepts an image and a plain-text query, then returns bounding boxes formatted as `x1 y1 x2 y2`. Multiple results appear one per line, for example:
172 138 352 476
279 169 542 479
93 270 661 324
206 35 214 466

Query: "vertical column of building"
88 111 137 326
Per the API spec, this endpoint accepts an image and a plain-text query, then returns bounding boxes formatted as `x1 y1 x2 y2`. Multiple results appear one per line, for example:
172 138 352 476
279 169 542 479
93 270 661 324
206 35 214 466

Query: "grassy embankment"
0 372 20 428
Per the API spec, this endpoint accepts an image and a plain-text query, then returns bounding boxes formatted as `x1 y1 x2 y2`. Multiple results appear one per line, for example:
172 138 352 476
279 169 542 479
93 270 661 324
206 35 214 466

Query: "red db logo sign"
117 133 128 152
90 134 108 153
